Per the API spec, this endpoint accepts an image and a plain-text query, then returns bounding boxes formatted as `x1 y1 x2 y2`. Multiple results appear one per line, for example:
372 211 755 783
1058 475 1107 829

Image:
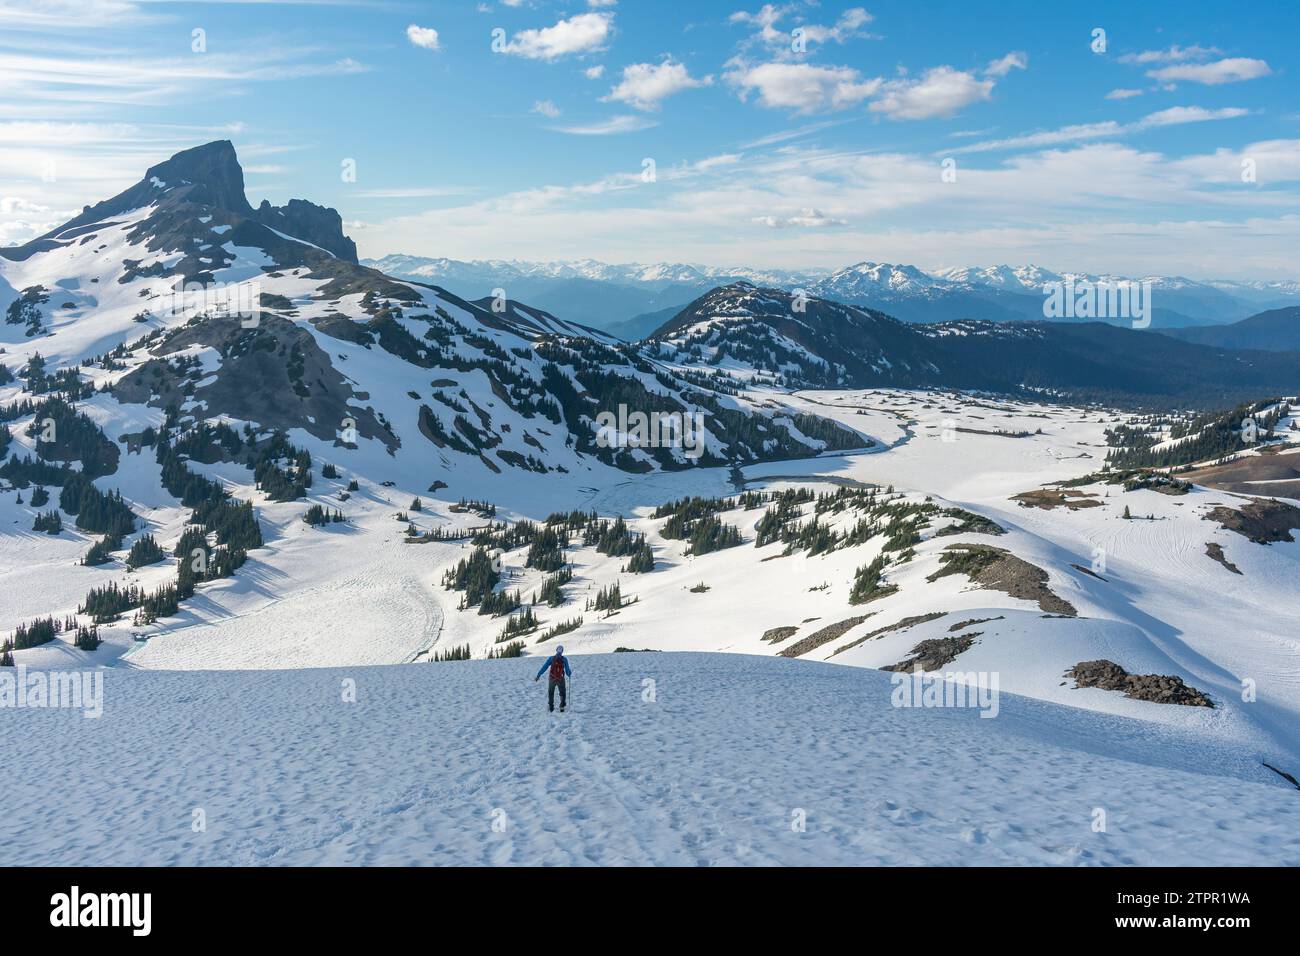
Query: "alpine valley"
3 143 1299 866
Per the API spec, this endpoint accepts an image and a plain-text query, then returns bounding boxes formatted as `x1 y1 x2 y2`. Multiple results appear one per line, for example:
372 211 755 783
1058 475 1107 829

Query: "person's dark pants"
548 677 567 711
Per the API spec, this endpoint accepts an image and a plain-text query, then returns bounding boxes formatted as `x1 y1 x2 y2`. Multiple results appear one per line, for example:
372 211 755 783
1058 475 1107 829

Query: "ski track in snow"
4 654 1298 867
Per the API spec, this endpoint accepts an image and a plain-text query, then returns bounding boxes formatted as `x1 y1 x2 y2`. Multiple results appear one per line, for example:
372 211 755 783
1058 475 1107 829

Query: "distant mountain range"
365 254 1300 339
1157 306 1300 352
648 282 1300 407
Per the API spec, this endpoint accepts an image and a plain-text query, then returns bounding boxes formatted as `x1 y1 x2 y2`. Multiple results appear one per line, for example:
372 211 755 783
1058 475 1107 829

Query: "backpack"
548 654 565 681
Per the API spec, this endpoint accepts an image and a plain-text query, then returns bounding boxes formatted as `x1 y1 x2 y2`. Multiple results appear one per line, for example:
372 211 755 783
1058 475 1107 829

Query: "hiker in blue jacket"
534 646 572 712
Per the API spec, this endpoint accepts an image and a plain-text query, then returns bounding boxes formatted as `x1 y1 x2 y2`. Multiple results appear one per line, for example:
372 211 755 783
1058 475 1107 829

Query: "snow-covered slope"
3 652 1297 866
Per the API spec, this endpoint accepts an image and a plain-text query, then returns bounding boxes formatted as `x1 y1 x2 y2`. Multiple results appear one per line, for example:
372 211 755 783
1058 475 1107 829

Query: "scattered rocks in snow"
882 634 978 672
927 543 1077 616
1204 498 1300 545
830 611 948 657
1066 660 1213 708
1204 542 1242 574
947 615 1003 632
1011 488 1101 511
761 626 799 643
779 614 875 658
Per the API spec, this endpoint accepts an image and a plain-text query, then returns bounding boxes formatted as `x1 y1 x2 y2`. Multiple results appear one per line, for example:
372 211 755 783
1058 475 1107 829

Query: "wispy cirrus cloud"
948 105 1249 155
363 138 1300 274
1118 44 1222 65
1149 57 1272 86
548 114 656 135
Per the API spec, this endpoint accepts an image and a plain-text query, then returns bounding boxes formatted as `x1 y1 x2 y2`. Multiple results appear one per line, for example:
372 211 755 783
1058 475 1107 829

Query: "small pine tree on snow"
321 463 338 479
1122 505 1132 520
73 624 101 651
346 479 359 492
410 497 423 512
0 641 13 666
29 486 49 507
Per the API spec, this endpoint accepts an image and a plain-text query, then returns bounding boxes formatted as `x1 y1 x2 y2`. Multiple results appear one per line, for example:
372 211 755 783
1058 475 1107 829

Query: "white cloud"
753 208 847 228
1148 57 1272 85
0 196 51 215
1140 105 1250 127
496 12 613 61
984 51 1027 78
731 4 873 54
549 114 657 135
584 65 605 79
0 49 368 108
792 7 874 47
362 139 1300 275
588 0 618 6
354 187 477 199
604 59 712 111
532 99 561 118
0 0 149 31
726 61 880 113
950 105 1249 154
870 67 995 120
1118 44 1220 65
406 24 441 52
1105 88 1144 100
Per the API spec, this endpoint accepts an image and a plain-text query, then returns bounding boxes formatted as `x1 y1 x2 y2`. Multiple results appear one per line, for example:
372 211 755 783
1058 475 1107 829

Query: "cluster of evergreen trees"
441 547 501 609
497 607 538 641
538 617 582 643
82 532 123 566
534 567 573 607
303 504 345 526
1106 400 1289 469
525 526 568 572
125 533 165 569
849 556 895 605
12 616 59 649
32 509 62 534
60 474 135 536
453 498 496 517
73 624 102 651
81 535 122 564
622 540 654 573
25 396 119 478
479 588 521 617
79 582 148 623
431 643 471 662
655 495 735 541
587 582 628 613
0 453 68 488
585 516 643 558
684 516 743 556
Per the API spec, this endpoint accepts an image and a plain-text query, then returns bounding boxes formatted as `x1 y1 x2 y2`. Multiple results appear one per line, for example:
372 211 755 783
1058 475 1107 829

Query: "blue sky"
1 0 1297 276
